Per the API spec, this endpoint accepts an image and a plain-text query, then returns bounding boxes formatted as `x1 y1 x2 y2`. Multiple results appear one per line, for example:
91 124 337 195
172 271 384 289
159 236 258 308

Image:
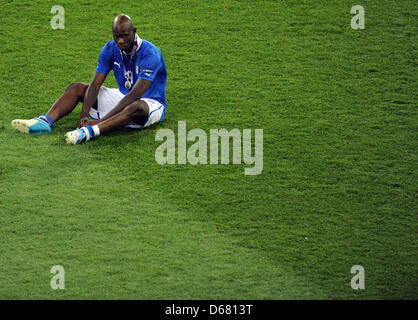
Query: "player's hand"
77 117 90 128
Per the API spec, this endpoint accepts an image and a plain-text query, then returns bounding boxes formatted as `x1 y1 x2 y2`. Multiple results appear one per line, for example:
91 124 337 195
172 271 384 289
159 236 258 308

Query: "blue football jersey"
95 36 167 106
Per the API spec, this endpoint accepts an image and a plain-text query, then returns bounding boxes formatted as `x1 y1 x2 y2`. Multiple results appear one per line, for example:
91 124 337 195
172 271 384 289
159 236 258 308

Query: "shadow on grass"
50 116 167 148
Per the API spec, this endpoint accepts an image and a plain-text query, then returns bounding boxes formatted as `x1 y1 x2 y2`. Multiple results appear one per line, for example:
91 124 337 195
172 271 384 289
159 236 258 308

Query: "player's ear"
133 27 137 34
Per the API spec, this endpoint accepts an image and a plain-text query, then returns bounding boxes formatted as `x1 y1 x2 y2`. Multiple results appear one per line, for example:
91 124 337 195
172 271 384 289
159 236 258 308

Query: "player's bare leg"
65 100 149 144
46 82 93 122
11 82 94 134
97 100 149 134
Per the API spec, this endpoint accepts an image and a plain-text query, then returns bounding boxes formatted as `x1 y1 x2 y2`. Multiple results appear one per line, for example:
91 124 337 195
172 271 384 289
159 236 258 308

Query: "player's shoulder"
103 40 117 50
140 39 162 54
98 40 117 58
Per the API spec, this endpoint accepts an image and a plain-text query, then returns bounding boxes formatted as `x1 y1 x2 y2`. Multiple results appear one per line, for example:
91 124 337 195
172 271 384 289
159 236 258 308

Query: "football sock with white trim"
81 125 100 142
92 125 100 137
38 115 54 127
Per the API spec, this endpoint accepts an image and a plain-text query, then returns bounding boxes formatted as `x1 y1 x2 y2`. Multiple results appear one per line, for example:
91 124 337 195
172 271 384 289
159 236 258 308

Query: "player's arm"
77 72 107 128
97 78 151 122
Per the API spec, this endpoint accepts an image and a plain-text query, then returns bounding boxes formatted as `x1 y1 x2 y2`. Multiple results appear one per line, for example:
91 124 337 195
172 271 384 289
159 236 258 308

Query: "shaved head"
112 14 134 32
112 14 137 53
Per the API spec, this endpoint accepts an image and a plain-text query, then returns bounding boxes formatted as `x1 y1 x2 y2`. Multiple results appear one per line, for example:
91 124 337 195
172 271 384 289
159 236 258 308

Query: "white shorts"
88 86 166 129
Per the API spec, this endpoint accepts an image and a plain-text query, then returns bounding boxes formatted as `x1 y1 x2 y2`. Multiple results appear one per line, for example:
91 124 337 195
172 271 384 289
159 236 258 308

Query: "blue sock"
83 125 95 141
39 114 54 127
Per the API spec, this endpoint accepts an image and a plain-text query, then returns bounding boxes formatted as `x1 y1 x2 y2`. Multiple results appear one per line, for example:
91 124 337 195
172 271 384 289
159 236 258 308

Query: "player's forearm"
80 84 100 118
99 79 151 122
99 93 138 122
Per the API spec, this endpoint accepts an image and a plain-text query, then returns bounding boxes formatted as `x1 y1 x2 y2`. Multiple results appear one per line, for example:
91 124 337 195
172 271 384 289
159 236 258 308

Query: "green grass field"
0 0 416 299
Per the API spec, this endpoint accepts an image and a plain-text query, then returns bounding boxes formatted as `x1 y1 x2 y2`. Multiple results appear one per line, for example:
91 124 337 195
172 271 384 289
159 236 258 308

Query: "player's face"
113 26 136 52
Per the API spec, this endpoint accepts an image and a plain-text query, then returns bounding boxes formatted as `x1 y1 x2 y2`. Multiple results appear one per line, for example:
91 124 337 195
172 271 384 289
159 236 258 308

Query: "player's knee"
126 101 147 117
66 82 88 97
65 82 79 91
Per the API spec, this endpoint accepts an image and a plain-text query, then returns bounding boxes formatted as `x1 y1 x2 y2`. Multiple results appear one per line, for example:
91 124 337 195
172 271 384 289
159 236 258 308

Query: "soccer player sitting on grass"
11 14 167 145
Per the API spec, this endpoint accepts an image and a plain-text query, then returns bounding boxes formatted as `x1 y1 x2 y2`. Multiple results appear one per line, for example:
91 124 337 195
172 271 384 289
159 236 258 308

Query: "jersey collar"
135 33 142 52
